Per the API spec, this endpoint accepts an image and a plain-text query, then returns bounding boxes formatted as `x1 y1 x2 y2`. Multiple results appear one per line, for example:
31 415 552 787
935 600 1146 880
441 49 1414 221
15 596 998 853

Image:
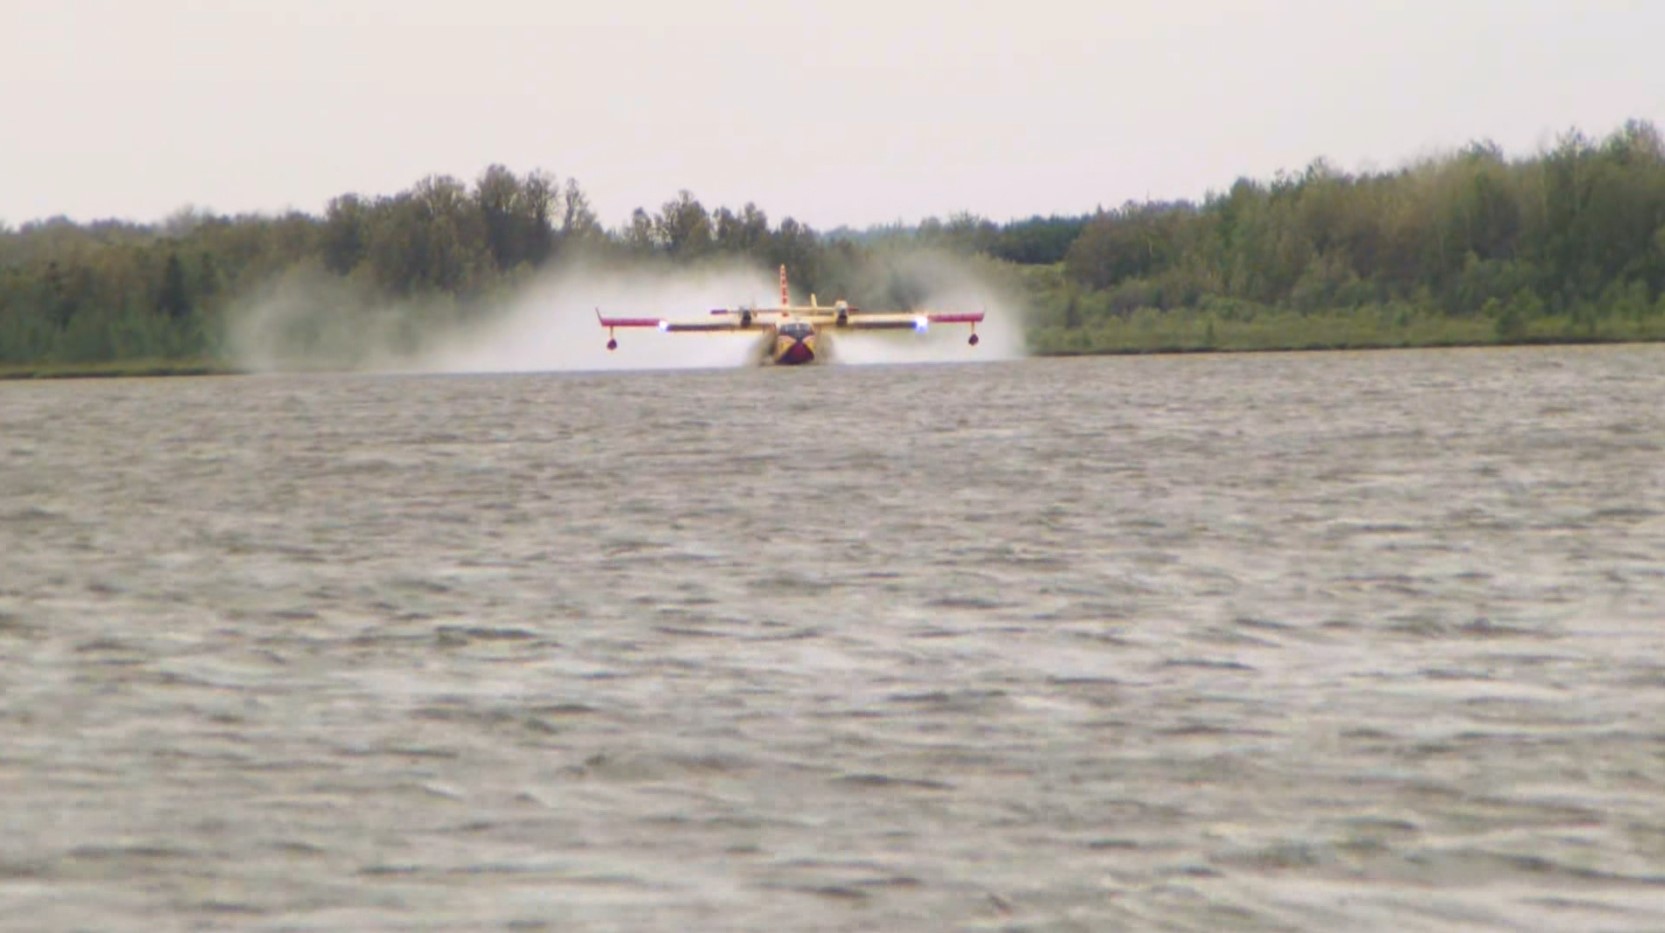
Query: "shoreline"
0 360 245 381
1033 332 1664 358
4 334 1661 381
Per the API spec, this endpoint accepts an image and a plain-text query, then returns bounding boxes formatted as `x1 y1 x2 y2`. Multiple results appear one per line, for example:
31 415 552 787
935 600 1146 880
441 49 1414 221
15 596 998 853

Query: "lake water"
3 346 1664 930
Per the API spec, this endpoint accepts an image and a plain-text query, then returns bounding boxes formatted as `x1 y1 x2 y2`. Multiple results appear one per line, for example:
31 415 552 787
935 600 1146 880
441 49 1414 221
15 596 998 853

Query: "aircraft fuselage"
772 321 817 365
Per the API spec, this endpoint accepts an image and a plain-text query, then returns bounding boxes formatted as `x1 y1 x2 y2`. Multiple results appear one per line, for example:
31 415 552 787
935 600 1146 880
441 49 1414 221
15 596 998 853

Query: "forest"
3 118 1664 373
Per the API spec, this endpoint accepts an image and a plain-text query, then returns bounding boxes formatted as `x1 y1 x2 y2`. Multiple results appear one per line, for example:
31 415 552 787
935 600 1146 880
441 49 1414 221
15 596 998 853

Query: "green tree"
157 252 191 319
656 190 713 258
320 195 368 275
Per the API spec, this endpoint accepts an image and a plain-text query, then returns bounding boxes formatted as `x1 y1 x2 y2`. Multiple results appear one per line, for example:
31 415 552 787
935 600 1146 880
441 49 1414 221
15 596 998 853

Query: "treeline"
0 163 1080 366
4 118 1664 367
0 168 601 364
1036 119 1665 351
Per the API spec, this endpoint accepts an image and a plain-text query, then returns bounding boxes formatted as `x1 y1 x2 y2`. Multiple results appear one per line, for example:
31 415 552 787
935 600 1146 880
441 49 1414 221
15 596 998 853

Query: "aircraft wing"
596 310 768 333
838 311 985 331
664 321 756 332
596 312 663 329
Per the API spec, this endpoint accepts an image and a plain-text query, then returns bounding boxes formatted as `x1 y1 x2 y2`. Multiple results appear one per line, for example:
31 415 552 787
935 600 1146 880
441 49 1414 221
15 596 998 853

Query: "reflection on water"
3 346 1665 930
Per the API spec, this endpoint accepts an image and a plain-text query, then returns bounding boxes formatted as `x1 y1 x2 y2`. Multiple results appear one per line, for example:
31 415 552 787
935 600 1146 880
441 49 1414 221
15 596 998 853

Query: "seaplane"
597 265 984 365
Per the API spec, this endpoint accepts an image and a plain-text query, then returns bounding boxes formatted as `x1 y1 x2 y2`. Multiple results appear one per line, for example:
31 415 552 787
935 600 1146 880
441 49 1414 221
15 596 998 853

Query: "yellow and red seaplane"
597 266 983 366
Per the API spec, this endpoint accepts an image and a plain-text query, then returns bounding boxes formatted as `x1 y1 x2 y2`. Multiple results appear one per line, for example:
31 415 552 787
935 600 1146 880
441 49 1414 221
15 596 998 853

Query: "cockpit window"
781 322 813 338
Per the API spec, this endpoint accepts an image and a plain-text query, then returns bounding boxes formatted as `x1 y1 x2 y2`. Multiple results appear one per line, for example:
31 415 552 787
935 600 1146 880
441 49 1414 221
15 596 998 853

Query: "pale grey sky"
3 0 1661 229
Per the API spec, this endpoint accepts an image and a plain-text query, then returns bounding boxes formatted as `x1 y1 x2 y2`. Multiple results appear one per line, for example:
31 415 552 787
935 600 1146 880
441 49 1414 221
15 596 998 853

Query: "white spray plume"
823 252 1026 366
424 260 781 373
225 262 406 372
227 251 1027 374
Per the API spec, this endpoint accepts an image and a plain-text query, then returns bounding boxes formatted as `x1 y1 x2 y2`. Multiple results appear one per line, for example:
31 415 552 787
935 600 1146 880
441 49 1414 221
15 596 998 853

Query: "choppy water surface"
4 346 1665 931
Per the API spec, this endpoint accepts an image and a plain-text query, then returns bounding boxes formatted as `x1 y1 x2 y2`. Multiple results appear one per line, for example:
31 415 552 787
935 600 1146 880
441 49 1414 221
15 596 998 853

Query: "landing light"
657 320 670 332
913 316 929 333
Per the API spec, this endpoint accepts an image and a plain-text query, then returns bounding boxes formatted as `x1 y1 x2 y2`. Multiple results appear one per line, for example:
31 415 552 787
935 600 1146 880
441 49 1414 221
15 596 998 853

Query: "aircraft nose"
778 336 816 365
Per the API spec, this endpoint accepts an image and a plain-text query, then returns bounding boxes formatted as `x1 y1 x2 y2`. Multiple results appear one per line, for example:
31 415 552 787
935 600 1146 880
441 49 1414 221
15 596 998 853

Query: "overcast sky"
3 0 1661 229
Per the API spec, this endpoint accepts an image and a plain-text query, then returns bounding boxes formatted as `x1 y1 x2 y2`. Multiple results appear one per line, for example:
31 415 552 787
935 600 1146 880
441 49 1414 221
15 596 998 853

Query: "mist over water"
425 262 779 374
825 256 1026 367
228 254 1026 375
